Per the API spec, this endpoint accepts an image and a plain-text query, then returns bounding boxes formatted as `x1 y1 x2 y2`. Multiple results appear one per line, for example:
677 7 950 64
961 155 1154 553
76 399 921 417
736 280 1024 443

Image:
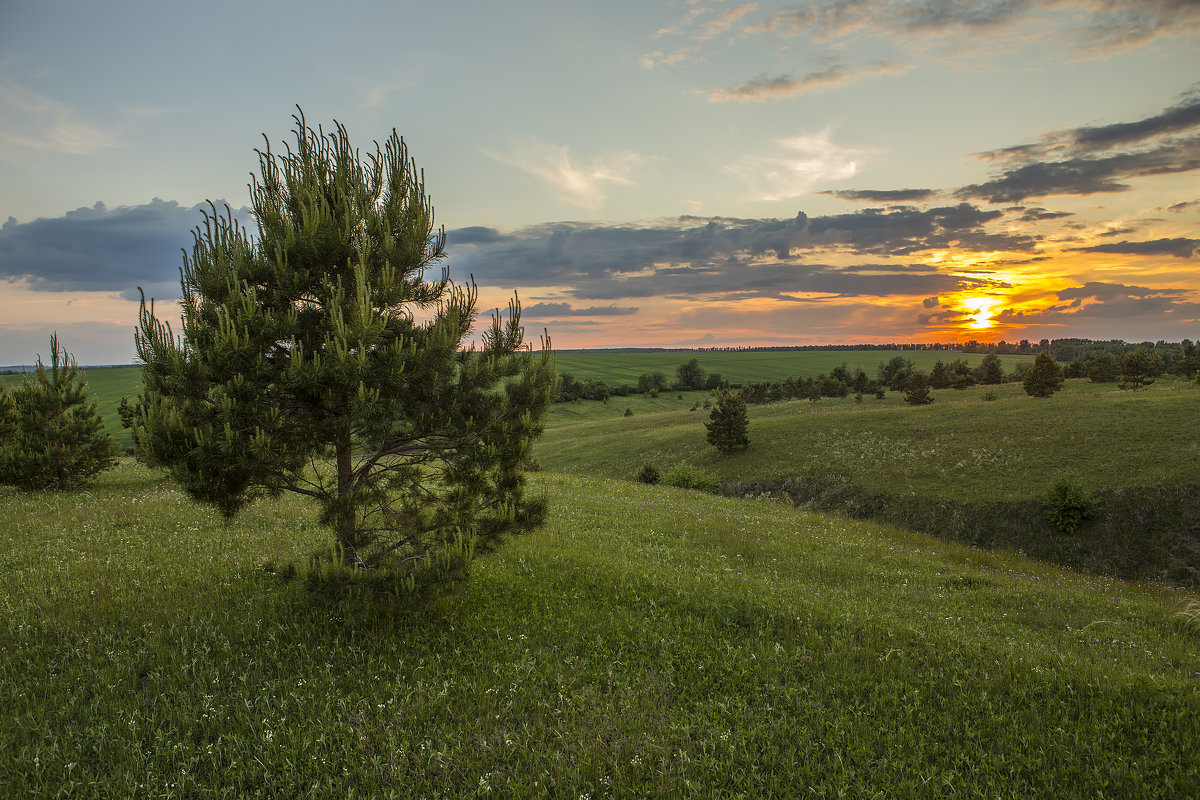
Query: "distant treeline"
555 341 1200 403
562 337 1199 362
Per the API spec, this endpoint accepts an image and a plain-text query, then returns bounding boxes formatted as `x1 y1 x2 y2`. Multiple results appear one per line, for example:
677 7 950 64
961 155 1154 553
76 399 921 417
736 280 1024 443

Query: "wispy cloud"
726 130 873 201
696 3 759 40
485 139 646 210
744 0 1199 58
0 78 117 160
705 61 910 102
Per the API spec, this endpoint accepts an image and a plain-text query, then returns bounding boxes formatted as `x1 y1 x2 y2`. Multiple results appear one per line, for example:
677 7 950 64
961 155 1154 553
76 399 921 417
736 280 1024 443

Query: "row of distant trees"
556 340 1200 405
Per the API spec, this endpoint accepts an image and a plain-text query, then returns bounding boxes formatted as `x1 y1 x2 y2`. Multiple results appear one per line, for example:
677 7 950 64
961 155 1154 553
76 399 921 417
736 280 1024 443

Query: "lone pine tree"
705 390 749 454
0 334 117 490
134 110 556 591
1023 352 1064 397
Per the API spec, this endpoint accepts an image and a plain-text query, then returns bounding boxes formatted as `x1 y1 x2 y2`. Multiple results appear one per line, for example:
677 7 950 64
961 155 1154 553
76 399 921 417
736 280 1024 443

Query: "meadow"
3 350 1198 796
2 464 1198 797
538 377 1200 587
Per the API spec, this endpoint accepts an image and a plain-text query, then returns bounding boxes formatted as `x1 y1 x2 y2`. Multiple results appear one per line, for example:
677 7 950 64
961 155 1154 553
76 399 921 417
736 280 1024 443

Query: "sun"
959 296 1002 330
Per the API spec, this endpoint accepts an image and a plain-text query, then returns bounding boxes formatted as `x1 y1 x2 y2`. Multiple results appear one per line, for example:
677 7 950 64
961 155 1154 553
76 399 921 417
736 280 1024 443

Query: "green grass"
538 378 1200 502
551 349 1038 386
2 462 1198 797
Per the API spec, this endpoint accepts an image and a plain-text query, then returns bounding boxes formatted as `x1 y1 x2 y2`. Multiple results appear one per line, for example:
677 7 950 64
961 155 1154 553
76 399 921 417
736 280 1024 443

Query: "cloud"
958 89 1200 202
444 203 1033 303
0 199 248 299
958 135 1200 203
1167 200 1200 213
523 302 639 317
705 61 910 102
993 281 1200 332
726 129 872 201
1056 282 1181 302
1009 206 1074 222
696 3 759 40
1069 238 1199 258
745 0 1199 58
825 188 938 203
0 78 118 160
980 89 1200 161
485 138 645 209
639 48 698 69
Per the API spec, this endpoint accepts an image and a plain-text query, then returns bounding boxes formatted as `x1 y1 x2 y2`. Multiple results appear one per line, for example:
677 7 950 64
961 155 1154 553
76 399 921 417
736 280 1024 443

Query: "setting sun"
959 296 1003 329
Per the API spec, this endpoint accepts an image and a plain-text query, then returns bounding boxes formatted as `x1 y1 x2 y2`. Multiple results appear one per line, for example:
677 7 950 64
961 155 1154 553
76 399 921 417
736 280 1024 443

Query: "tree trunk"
334 418 361 567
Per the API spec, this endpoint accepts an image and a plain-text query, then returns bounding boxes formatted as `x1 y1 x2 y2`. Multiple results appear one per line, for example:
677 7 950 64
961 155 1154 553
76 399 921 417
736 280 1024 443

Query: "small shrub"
636 463 660 485
663 462 718 493
1042 471 1097 533
624 407 633 417
702 400 712 409
981 390 997 401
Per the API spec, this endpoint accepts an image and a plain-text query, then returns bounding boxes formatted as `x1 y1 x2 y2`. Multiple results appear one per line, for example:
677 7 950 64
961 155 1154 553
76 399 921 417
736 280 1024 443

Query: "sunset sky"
2 0 1198 364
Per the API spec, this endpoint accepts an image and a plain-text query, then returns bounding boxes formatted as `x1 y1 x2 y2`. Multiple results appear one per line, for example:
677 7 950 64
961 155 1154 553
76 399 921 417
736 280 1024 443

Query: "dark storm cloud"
523 302 638 317
0 199 248 299
1070 238 1200 258
824 189 938 203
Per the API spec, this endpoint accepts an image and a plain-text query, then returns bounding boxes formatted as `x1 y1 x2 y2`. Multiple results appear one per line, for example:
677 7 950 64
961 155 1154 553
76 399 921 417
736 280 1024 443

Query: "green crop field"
2 464 1198 797
550 348 1038 386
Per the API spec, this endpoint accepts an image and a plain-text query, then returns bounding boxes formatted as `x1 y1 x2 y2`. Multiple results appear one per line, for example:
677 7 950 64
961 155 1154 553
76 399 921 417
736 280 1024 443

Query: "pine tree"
134 110 556 589
1118 348 1161 391
904 371 934 405
705 390 749 454
1023 352 1064 397
0 335 118 490
977 353 1004 385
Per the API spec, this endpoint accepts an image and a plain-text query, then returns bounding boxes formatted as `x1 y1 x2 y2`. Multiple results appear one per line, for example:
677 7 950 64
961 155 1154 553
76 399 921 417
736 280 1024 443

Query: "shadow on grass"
723 475 1200 589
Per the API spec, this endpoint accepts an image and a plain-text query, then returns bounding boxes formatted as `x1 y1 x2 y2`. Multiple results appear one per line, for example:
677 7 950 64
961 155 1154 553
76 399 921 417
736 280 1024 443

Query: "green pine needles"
0 335 118 490
134 110 556 591
705 390 749 454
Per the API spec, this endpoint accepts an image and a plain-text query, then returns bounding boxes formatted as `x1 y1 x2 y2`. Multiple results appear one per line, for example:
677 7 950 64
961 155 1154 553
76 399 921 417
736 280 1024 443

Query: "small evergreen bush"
0 335 118 490
663 462 718 493
636 463 660 485
1042 471 1097 534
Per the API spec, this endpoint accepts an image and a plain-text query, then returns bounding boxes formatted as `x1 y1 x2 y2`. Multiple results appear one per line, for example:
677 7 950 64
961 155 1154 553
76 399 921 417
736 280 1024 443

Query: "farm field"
2 464 1198 797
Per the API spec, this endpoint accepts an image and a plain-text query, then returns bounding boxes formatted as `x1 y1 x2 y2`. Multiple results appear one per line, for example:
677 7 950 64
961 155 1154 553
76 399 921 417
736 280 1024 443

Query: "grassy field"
552 349 1038 386
2 463 1198 797
538 378 1200 501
